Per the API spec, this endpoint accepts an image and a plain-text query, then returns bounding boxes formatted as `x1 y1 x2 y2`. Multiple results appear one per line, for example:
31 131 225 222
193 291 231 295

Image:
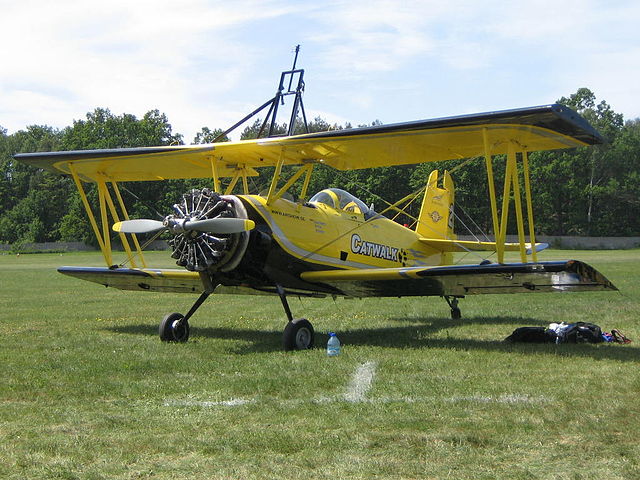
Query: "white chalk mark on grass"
164 393 553 409
164 398 255 408
164 361 379 409
344 361 378 403
163 361 550 409
446 394 552 405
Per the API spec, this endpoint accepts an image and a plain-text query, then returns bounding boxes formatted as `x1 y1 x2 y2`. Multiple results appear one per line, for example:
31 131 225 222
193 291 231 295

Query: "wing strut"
522 150 539 262
111 181 147 267
68 163 111 266
68 163 147 268
482 136 539 264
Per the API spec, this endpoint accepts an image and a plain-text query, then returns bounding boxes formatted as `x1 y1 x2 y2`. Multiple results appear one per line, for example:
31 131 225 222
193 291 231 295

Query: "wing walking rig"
15 62 617 350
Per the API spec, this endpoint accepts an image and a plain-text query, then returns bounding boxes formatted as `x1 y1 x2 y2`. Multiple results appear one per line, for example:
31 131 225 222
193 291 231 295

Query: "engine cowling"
167 189 250 273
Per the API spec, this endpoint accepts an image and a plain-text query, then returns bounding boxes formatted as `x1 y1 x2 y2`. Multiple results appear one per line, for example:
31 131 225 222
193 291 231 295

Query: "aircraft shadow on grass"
106 315 640 362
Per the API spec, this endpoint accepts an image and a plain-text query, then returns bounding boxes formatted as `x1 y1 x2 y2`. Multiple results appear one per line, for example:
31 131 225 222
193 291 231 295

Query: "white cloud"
303 0 640 122
1 0 639 141
307 0 438 75
0 0 307 138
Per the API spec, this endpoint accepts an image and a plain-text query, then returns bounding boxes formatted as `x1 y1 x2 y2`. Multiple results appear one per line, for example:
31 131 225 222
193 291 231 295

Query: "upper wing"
14 145 262 182
300 260 617 297
15 104 602 182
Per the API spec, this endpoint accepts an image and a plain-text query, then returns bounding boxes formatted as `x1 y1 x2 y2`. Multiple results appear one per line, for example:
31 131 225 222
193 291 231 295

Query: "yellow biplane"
15 66 617 350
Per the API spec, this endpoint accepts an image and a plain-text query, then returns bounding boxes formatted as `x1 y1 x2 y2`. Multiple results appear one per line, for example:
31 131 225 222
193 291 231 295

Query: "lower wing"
59 260 616 299
58 266 204 293
300 260 617 297
57 266 326 298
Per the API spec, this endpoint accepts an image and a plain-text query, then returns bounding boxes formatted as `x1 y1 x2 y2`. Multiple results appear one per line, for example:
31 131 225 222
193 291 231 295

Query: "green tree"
586 118 640 235
0 168 69 243
60 108 183 150
193 127 229 144
0 125 62 213
530 89 626 235
0 125 65 243
4 108 188 244
60 107 186 227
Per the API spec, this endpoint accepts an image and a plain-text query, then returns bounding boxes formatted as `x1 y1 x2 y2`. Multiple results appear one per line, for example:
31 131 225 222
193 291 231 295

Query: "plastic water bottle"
327 332 341 356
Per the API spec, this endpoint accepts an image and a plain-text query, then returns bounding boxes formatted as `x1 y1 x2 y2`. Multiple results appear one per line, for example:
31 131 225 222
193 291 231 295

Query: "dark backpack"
505 322 604 344
504 327 555 343
559 322 604 344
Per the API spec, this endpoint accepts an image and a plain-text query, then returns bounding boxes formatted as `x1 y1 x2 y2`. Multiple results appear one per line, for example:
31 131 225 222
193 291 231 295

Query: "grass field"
1 249 639 479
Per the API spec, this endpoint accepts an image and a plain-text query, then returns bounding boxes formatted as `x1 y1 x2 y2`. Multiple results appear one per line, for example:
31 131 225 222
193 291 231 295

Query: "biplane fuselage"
220 191 448 294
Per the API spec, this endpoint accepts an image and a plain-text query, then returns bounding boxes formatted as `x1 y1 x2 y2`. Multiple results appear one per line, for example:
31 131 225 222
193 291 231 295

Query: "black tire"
159 312 190 342
282 318 314 351
451 307 462 320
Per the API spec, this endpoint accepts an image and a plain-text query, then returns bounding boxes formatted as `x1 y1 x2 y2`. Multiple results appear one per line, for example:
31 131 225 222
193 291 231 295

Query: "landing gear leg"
160 272 214 343
276 284 315 351
444 296 462 320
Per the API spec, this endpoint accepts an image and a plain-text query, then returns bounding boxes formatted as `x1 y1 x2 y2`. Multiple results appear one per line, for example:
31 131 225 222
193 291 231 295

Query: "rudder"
416 170 455 240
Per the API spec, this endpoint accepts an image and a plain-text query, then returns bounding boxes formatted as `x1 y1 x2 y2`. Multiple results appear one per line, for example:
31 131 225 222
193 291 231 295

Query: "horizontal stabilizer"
419 238 549 254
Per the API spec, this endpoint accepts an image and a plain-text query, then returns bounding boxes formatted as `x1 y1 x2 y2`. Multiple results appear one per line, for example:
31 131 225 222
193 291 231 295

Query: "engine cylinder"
167 189 249 272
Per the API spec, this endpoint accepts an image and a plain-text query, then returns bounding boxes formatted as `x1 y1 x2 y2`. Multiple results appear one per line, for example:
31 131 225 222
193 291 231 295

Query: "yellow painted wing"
58 266 204 293
15 104 602 182
58 266 328 298
15 145 262 182
300 260 616 297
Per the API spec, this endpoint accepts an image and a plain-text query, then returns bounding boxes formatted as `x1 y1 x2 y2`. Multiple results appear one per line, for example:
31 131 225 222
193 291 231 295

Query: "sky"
1 0 639 143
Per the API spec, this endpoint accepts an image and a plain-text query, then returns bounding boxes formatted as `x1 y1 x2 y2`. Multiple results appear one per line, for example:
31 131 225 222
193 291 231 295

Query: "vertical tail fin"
416 170 455 240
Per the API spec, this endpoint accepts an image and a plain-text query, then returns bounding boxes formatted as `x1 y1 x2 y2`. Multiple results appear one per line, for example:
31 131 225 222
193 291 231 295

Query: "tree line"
1 88 639 247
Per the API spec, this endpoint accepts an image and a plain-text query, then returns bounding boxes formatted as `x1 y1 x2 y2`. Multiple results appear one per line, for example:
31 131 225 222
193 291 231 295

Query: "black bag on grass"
505 322 604 344
559 322 603 344
504 327 556 343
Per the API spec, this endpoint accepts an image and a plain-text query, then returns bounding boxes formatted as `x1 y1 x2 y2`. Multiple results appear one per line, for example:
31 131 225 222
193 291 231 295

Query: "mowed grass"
1 249 639 479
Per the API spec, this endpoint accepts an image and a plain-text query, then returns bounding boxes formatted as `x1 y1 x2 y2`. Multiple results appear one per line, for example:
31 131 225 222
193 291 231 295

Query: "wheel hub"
171 319 188 341
295 328 312 349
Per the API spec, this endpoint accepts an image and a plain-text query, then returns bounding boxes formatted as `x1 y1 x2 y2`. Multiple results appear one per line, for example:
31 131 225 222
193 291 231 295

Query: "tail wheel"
159 312 190 342
443 296 463 320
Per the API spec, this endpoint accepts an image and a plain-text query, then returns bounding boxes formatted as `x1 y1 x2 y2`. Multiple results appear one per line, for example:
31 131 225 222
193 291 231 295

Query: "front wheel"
159 312 190 342
283 319 314 351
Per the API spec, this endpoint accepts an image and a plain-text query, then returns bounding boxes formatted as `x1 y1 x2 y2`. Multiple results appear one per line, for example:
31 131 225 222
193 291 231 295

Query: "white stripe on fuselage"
244 196 375 270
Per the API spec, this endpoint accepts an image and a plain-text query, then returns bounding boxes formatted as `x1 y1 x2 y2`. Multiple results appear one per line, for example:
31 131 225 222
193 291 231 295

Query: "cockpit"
308 188 376 219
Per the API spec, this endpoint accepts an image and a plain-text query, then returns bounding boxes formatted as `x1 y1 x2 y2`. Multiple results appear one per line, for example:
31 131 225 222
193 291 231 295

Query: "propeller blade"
113 219 165 234
185 218 255 234
113 217 255 235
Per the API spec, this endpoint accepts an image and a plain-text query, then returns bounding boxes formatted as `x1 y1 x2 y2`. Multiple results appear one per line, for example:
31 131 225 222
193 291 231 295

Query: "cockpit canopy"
309 188 375 218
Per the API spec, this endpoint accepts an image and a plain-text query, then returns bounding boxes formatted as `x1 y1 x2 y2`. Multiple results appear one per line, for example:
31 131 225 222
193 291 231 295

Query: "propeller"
113 217 255 235
112 219 164 234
